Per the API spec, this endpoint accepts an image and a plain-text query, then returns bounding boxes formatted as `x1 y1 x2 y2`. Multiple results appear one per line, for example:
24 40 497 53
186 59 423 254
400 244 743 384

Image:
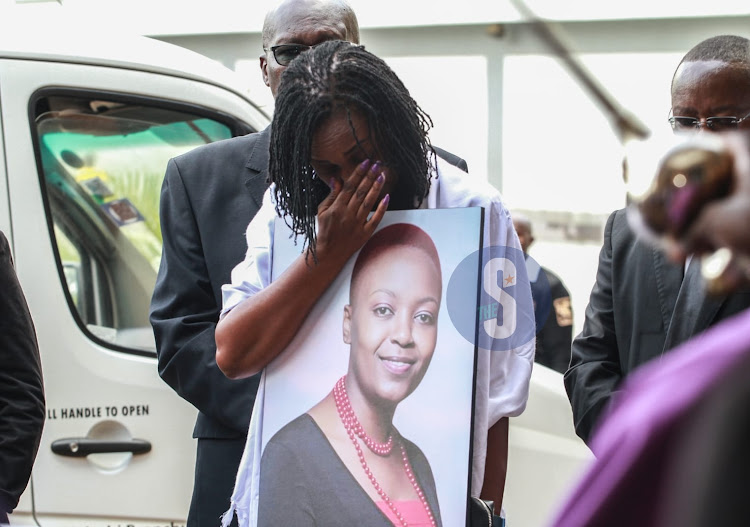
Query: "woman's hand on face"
315 159 390 262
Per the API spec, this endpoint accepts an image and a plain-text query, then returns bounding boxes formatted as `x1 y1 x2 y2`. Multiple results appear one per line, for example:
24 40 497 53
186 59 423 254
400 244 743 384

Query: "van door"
0 57 266 525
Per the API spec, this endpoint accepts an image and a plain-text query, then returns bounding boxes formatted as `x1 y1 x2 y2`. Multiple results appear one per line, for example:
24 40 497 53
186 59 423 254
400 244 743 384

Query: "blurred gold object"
638 135 733 239
702 248 734 296
634 135 744 294
701 249 750 296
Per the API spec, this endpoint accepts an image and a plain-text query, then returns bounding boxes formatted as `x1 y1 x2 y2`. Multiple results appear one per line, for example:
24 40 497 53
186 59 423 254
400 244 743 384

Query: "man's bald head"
262 0 359 49
259 0 360 98
513 214 534 254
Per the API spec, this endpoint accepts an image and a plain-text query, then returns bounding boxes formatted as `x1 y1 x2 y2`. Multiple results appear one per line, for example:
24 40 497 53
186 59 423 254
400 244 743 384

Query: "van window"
33 93 240 355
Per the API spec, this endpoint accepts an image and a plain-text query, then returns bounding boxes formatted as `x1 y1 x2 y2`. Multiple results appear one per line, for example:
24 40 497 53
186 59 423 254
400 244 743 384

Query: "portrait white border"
261 207 483 526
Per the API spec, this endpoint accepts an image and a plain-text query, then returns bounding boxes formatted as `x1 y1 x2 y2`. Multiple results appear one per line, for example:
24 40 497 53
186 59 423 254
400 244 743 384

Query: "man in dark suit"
0 231 45 524
565 34 750 445
149 1 467 525
149 2 360 525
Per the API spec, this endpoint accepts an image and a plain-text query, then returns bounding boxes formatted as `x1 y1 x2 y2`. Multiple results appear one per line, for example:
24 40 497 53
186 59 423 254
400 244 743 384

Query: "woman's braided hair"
269 40 437 256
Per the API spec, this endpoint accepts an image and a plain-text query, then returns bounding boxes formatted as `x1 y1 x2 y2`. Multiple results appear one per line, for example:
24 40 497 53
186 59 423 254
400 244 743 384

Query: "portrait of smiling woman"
259 223 444 526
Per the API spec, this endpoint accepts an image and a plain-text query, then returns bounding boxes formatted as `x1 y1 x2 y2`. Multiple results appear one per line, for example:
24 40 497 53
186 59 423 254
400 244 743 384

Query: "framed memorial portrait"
256 207 484 526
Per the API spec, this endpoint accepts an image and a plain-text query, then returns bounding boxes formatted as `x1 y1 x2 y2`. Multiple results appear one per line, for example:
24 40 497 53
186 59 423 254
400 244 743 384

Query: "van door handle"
51 437 152 457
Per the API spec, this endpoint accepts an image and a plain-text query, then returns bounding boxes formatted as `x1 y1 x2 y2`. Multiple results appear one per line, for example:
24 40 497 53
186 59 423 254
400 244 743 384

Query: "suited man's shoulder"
172 127 269 169
608 208 634 237
164 128 270 201
606 207 656 257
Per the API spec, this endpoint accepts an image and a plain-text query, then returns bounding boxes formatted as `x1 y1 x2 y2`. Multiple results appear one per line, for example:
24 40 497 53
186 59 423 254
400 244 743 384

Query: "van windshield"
35 95 234 353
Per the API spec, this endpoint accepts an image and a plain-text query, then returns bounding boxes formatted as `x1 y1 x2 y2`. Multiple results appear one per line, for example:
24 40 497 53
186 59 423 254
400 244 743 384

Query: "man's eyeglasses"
668 110 750 133
265 44 316 67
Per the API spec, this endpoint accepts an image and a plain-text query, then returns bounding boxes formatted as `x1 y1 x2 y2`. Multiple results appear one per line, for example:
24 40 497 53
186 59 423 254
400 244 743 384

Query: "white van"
0 23 589 527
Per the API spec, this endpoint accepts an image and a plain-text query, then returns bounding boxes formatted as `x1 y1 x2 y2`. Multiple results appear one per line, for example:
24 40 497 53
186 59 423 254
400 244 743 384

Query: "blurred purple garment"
550 307 750 527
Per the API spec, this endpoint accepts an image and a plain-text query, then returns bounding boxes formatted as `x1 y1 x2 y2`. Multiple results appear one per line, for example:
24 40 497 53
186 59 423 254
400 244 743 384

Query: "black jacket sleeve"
149 136 265 437
564 211 622 444
0 231 45 514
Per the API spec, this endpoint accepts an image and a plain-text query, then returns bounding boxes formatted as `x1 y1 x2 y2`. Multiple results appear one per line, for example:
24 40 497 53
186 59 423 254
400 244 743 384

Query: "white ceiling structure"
5 0 750 36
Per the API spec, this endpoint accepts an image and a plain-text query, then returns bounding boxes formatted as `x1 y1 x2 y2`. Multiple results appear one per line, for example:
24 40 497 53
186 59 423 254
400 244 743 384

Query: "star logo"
448 245 535 351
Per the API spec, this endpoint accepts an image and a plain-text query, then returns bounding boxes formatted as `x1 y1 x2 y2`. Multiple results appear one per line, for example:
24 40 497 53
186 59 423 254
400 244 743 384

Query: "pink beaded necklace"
333 375 436 527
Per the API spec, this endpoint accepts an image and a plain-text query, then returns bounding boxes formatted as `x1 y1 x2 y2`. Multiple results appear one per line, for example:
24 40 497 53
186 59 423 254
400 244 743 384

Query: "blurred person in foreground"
215 40 534 526
0 231 45 525
513 214 573 374
565 35 750 445
550 128 750 526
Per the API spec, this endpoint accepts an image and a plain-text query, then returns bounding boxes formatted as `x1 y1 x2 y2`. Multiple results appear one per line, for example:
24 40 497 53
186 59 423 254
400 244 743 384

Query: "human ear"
343 305 352 344
260 55 270 88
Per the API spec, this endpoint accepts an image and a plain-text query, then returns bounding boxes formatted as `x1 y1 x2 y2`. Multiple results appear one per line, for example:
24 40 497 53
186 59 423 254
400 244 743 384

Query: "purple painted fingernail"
383 193 390 207
376 173 385 185
370 161 381 174
359 159 372 170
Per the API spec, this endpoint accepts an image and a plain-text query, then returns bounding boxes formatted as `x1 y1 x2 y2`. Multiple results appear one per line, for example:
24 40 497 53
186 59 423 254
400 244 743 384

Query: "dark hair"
672 35 750 90
350 223 442 302
269 40 436 256
681 35 750 65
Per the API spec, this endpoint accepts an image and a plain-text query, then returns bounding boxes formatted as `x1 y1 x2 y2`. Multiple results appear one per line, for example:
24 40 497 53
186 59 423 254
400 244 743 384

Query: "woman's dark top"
258 413 442 526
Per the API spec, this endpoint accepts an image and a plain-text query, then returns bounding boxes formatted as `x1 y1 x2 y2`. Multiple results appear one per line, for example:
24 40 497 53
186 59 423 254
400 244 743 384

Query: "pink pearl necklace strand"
333 376 436 527
333 375 393 455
